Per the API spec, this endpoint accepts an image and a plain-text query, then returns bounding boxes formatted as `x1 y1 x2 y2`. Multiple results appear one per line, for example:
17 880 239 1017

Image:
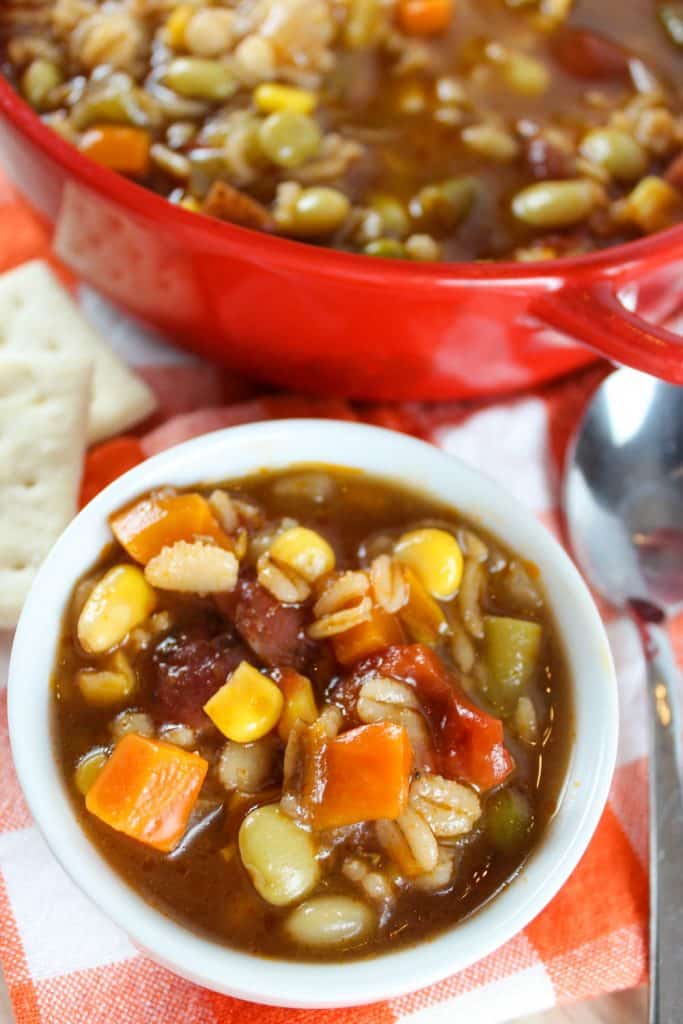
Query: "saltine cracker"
0 354 91 627
0 260 156 443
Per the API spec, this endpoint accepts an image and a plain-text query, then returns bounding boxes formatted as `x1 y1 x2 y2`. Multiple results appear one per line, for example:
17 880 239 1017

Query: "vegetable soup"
53 467 572 960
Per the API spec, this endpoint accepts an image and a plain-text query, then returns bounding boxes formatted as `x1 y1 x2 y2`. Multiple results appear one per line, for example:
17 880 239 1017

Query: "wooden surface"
0 970 647 1022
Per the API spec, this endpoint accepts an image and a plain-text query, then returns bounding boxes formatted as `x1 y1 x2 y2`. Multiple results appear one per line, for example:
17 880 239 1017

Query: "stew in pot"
2 0 682 260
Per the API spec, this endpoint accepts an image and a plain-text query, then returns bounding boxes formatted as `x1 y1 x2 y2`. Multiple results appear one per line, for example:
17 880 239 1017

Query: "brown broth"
52 467 573 961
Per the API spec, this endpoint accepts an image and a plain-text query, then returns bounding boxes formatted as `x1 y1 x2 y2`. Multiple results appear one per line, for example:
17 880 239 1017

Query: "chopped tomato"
344 644 514 791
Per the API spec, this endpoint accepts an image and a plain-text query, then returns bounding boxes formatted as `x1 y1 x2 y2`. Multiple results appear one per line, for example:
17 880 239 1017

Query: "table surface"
0 970 646 1022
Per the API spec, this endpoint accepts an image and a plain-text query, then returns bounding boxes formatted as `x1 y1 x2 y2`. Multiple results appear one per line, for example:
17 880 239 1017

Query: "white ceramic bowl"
8 420 618 1009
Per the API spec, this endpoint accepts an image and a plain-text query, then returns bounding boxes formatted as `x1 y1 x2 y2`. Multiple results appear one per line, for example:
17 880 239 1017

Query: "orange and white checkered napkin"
1 167 679 1024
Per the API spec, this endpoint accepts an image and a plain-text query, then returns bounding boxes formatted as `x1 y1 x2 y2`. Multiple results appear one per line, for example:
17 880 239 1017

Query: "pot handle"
536 279 683 384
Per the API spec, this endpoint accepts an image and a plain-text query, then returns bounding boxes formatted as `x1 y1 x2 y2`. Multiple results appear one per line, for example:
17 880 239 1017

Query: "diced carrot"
80 437 146 507
332 605 406 666
312 722 412 830
397 0 453 35
80 126 151 177
110 492 231 564
85 733 208 852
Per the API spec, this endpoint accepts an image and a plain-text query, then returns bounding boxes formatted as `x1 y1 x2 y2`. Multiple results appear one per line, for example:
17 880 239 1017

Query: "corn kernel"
165 5 194 48
394 528 463 600
253 83 317 115
204 662 284 742
399 567 448 644
277 670 318 741
622 176 682 234
77 650 137 706
77 565 157 654
180 195 201 212
269 526 335 584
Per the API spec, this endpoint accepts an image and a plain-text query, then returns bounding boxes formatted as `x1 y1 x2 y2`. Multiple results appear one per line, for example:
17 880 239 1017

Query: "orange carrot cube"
85 733 208 852
312 722 412 830
332 606 406 666
397 0 453 35
110 492 230 564
80 126 151 177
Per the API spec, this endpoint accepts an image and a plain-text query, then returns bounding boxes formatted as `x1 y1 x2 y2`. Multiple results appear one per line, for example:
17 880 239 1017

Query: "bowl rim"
8 420 619 1008
0 71 680 283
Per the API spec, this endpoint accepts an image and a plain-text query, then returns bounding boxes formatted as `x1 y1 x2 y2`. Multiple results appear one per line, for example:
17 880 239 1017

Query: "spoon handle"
645 624 683 1024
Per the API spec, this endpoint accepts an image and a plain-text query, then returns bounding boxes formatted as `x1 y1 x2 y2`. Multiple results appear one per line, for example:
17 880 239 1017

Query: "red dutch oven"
1 75 682 401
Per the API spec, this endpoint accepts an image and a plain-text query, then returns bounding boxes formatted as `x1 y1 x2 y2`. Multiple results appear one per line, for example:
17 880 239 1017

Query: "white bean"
238 804 319 906
218 737 278 792
109 710 154 742
284 896 375 948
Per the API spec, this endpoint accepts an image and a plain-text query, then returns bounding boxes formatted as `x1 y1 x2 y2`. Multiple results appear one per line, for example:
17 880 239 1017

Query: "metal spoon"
564 367 683 1024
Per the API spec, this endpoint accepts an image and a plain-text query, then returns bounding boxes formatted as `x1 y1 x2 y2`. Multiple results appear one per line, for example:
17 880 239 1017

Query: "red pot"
1 76 682 401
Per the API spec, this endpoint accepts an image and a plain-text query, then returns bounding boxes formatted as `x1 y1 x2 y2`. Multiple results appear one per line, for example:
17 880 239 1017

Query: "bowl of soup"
0 0 682 397
8 420 618 1006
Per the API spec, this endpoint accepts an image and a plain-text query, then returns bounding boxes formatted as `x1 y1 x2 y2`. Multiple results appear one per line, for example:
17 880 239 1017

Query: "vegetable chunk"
110 492 230 564
204 661 284 742
312 722 412 830
275 668 318 740
332 606 406 666
85 733 208 852
483 616 542 713
343 644 514 791
77 564 157 654
80 127 151 176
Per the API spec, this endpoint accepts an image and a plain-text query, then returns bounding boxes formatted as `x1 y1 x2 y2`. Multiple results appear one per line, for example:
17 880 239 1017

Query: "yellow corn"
399 567 448 645
77 650 137 706
269 526 335 584
204 661 284 742
165 4 194 48
74 748 110 795
77 565 157 654
179 195 201 212
622 176 682 234
278 671 318 741
253 83 317 115
394 528 463 601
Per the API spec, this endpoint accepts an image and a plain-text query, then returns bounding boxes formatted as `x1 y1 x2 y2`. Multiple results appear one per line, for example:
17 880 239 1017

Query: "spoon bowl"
565 370 683 615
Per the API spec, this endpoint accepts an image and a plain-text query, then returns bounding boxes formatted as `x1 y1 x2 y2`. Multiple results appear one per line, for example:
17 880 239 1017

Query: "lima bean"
238 804 319 906
284 895 375 948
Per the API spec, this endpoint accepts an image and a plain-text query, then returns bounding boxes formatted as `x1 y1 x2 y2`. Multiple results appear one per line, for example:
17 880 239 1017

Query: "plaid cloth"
1 164 679 1024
